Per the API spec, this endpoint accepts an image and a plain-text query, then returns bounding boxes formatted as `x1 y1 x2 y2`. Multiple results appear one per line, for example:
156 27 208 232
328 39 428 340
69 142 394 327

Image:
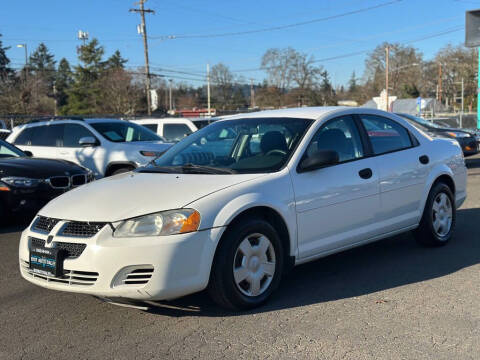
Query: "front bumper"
457 137 479 156
19 222 225 301
1 185 65 215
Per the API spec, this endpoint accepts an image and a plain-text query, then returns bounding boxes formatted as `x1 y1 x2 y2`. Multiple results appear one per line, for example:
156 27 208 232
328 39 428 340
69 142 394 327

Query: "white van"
131 118 198 142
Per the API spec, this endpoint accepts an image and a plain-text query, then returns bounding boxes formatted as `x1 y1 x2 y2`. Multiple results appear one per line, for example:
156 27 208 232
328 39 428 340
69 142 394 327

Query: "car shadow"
144 207 480 317
0 215 30 234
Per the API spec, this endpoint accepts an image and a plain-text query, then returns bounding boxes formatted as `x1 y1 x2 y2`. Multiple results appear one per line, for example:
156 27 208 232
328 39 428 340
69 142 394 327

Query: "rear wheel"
208 218 284 310
414 182 455 246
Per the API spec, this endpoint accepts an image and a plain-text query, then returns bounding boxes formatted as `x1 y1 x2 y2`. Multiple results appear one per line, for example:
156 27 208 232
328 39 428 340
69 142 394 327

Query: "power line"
229 26 464 74
149 0 403 40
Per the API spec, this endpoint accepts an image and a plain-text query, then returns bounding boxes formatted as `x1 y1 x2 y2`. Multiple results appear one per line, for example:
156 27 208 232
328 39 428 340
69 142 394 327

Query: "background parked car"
0 119 11 140
396 113 479 156
7 117 173 178
0 139 93 222
131 118 197 142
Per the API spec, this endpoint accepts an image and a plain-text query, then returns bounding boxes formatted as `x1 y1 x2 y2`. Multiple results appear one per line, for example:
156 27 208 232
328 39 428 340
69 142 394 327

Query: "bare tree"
210 63 235 110
97 69 143 114
364 42 423 98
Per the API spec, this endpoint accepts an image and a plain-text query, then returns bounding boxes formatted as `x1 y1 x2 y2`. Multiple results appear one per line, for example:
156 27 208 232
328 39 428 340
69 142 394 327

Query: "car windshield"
90 121 161 142
0 141 25 158
148 117 312 174
397 113 443 129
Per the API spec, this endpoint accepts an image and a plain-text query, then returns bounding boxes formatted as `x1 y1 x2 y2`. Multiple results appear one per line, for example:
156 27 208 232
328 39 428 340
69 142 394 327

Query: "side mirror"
298 150 339 173
79 136 97 147
23 150 33 157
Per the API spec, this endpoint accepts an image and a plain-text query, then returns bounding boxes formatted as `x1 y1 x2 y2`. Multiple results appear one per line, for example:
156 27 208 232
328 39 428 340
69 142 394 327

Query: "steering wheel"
266 149 287 156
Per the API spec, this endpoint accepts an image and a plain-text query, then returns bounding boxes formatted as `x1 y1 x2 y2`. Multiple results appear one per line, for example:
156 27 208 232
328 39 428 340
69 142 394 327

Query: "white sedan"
19 107 467 310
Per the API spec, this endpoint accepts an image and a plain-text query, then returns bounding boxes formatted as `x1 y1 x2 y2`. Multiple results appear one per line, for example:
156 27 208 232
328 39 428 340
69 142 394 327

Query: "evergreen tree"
55 58 73 108
0 34 13 82
29 43 56 74
105 50 127 70
63 38 105 114
348 71 357 93
29 43 57 94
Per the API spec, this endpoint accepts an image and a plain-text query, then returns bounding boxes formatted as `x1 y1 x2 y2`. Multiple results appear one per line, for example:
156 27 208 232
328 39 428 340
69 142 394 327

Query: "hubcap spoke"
262 262 275 277
234 266 249 283
258 236 270 254
432 200 441 213
238 239 254 257
249 275 261 296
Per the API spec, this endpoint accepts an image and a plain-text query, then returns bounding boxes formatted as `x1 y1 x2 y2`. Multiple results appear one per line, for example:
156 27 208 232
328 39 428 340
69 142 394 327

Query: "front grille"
29 237 87 259
56 242 87 258
48 176 70 189
60 222 107 238
113 266 154 287
21 260 98 286
32 216 60 233
71 174 87 186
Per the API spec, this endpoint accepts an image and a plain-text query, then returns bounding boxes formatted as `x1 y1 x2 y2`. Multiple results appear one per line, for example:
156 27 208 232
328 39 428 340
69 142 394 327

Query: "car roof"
131 118 193 124
220 106 347 121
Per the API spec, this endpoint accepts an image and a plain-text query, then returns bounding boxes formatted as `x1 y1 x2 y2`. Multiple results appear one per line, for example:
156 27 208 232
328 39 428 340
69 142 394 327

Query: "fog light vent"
112 265 154 288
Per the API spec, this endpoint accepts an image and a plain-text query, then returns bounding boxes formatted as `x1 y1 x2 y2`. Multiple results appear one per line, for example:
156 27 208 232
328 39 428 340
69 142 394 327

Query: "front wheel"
414 182 455 246
208 218 284 310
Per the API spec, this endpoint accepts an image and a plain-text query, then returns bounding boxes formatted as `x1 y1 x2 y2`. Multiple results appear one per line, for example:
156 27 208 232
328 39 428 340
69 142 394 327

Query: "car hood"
39 172 264 222
0 157 86 179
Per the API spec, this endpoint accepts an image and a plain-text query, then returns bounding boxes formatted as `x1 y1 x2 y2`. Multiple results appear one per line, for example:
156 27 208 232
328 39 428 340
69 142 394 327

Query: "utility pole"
16 44 28 84
168 79 173 112
437 63 442 103
385 46 389 112
250 78 255 108
130 0 154 115
454 78 465 127
207 63 211 117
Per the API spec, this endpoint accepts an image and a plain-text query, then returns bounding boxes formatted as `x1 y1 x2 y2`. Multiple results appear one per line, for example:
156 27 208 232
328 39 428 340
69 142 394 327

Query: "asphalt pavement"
1 155 480 359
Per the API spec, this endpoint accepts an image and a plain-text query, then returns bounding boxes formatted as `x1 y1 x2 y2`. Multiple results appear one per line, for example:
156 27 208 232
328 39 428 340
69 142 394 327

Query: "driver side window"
306 116 364 163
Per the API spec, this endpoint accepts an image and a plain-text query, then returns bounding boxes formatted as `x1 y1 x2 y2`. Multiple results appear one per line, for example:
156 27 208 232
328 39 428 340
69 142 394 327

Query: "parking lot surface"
1 155 480 360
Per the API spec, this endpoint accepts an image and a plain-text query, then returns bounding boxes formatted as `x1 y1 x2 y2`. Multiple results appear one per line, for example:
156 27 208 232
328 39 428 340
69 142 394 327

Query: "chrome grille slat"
21 260 98 286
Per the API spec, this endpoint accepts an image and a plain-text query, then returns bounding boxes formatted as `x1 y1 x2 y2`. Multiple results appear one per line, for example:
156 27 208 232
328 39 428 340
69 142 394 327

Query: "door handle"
358 168 373 179
419 155 429 165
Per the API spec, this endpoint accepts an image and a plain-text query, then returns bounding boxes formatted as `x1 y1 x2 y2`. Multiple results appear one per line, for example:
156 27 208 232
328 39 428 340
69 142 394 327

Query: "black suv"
0 140 94 222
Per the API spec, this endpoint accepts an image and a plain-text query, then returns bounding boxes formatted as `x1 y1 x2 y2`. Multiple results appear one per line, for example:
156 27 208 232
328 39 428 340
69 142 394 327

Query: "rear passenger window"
13 127 36 145
359 115 412 155
14 124 63 147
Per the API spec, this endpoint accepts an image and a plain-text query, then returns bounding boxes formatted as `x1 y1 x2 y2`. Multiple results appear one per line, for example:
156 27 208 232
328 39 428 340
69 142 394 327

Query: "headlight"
113 209 201 237
446 131 470 138
1 177 42 188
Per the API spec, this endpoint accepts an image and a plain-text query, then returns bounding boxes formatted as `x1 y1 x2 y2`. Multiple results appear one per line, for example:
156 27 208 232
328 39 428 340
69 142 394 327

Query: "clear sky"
0 0 476 87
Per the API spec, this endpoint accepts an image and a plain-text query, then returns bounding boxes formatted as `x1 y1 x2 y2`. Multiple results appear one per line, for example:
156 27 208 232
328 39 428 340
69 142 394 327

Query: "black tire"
414 182 455 247
208 218 284 310
110 167 134 176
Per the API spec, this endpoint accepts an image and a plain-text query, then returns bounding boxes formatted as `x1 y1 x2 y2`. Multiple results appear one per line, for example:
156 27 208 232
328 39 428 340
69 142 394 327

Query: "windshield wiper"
181 163 237 174
136 166 178 174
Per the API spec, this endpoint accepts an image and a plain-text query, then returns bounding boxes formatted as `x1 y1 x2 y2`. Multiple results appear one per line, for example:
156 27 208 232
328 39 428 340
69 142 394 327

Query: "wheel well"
219 206 295 270
432 174 455 195
105 163 136 176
